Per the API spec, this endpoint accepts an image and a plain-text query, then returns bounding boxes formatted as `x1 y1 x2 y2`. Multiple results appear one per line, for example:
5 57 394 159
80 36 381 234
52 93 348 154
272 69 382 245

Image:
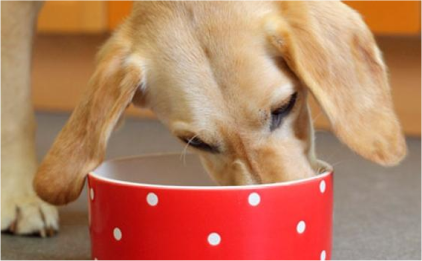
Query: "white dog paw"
1 196 59 237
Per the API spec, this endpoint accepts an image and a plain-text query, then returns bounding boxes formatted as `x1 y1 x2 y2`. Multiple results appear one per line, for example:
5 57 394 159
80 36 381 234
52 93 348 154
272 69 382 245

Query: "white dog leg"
1 1 58 236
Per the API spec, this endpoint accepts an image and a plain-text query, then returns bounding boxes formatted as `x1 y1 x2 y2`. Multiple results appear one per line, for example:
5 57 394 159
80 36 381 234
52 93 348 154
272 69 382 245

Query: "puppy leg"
1 1 58 236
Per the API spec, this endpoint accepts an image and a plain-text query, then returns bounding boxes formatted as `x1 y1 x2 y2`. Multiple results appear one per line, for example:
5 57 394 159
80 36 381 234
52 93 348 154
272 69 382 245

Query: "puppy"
3 1 407 236
34 0 407 202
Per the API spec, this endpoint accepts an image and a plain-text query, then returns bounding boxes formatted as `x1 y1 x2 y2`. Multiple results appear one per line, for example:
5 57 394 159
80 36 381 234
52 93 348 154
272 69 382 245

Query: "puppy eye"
180 136 219 153
270 92 298 131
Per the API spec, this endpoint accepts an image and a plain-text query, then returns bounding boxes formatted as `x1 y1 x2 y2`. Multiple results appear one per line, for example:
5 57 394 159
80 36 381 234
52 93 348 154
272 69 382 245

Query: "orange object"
108 1 133 30
108 1 421 34
37 2 107 33
344 1 420 35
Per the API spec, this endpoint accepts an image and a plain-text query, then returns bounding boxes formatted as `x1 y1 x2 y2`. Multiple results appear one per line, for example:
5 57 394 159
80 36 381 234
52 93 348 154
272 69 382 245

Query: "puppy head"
156 45 318 185
143 1 406 185
34 2 406 205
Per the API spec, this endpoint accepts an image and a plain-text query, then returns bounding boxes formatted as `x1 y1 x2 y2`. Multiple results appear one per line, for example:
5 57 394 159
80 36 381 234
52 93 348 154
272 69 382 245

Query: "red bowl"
88 154 333 260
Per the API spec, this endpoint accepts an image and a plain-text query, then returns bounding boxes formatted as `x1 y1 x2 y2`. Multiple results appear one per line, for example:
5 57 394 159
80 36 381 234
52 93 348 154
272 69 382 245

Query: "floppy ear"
34 37 145 205
268 1 406 166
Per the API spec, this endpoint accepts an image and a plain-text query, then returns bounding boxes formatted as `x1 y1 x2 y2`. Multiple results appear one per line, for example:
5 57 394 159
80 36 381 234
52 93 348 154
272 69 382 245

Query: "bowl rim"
89 153 333 190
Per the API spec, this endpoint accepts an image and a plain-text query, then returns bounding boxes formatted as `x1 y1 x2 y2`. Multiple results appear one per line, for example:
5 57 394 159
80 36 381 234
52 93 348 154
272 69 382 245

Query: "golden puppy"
34 1 406 205
2 1 406 235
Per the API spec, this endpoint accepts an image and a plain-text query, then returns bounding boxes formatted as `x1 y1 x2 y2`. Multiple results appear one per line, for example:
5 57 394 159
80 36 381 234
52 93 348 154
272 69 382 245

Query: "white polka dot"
146 192 158 206
320 250 326 260
90 188 94 200
207 232 221 246
248 192 261 206
113 227 122 241
319 180 326 193
296 220 306 234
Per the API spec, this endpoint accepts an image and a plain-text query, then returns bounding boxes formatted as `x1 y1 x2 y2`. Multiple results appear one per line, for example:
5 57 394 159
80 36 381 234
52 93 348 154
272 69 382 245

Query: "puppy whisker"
330 159 354 168
179 134 200 165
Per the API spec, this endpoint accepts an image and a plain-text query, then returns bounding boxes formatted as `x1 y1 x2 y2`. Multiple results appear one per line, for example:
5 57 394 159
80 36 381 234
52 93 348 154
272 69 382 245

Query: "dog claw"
9 220 17 234
39 228 47 238
46 227 56 237
1 197 59 237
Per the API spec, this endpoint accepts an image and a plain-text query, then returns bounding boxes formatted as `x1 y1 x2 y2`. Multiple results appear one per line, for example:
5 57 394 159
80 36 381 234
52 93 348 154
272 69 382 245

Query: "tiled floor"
1 112 420 260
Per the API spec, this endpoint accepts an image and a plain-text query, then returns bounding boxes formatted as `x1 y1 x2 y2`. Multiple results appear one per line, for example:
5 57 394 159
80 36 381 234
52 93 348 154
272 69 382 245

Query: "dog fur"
2 1 406 236
1 1 58 236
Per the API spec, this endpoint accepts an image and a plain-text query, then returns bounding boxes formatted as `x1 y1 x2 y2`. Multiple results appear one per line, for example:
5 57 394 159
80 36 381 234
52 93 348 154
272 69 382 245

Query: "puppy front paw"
1 196 59 237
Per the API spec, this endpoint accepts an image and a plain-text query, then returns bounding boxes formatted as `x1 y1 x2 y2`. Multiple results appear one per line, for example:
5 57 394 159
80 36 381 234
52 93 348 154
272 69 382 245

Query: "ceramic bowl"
88 154 333 260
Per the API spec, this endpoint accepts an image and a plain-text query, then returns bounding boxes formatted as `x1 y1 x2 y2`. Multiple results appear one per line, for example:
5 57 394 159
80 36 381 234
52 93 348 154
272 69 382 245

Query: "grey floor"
1 112 421 260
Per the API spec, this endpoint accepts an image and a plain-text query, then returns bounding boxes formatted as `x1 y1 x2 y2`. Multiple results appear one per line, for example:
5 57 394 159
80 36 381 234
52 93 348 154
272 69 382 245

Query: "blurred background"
2 1 421 260
32 1 421 136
